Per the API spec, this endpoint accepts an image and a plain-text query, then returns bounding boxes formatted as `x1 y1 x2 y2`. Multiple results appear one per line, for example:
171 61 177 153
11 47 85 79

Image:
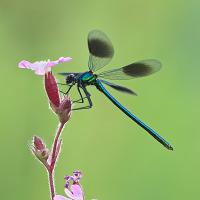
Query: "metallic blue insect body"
59 30 173 150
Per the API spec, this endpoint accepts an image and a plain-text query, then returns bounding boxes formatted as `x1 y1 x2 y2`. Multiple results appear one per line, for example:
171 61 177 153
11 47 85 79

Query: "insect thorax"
80 71 97 85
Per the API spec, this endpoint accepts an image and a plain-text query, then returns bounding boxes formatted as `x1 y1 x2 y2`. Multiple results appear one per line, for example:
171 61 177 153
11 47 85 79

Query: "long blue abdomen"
96 80 173 150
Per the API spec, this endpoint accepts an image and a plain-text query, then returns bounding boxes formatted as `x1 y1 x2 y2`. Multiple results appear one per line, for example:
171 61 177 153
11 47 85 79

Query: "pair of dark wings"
87 30 161 95
60 30 161 95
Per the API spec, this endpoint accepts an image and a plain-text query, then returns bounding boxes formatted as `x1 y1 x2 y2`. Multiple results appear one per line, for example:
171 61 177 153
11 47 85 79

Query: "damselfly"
59 30 173 150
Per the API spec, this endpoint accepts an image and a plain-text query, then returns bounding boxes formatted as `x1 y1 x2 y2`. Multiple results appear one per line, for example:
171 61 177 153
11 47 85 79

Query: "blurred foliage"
0 0 199 199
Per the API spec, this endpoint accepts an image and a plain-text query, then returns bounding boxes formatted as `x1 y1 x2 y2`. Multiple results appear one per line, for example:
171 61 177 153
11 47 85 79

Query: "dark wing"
88 30 114 72
100 79 137 95
98 59 161 80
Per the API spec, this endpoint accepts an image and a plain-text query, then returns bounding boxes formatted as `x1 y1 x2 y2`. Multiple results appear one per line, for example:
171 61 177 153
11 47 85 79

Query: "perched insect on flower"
59 30 173 150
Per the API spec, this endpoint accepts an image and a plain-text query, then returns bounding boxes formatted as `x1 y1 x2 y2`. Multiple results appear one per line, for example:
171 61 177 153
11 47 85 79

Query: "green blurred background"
0 0 199 199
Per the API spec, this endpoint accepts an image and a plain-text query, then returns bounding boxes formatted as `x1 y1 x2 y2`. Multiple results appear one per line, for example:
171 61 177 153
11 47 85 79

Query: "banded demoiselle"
59 30 173 150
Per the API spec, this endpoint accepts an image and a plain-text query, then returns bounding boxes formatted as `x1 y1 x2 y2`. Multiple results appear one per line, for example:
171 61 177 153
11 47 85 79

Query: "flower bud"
52 96 72 124
44 72 72 124
45 72 60 107
34 136 45 150
31 136 49 163
72 170 83 183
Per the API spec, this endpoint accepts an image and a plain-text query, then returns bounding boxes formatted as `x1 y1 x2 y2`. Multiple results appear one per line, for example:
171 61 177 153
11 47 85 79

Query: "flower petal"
54 195 71 200
58 57 72 63
48 57 72 68
47 61 59 68
34 67 48 75
18 60 31 68
71 184 84 200
18 56 71 76
64 188 76 200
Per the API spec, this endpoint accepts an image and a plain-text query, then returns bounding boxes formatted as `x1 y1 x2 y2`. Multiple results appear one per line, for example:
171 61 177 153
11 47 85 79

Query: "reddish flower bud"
44 71 72 124
45 72 60 107
50 96 72 124
31 136 49 163
34 136 45 151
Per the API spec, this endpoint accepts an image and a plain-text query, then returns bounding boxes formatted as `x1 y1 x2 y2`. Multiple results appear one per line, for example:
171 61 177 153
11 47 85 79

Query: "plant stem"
48 122 65 200
51 123 65 170
48 171 55 200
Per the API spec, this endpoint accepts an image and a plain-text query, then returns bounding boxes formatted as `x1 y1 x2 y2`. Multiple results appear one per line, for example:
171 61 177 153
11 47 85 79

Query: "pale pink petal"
34 66 49 75
28 61 50 75
54 195 71 200
64 188 76 200
47 61 59 67
71 184 84 200
58 57 72 63
18 56 71 76
48 57 72 67
18 60 31 68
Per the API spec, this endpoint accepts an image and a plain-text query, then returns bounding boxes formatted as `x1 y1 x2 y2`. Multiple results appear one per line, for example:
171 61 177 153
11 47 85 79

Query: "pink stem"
51 123 65 170
48 172 55 200
47 122 65 200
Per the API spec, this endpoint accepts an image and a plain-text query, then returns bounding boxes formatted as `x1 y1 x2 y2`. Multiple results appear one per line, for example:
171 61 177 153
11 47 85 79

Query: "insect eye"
66 74 75 85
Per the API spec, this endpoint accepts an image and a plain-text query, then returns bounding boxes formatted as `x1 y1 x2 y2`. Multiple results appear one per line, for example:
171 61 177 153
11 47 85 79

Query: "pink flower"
18 57 72 75
54 170 84 200
44 72 72 124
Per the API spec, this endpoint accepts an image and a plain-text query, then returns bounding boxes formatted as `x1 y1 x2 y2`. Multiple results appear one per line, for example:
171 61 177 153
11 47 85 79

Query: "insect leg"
59 85 73 95
72 85 93 111
57 83 67 85
72 85 86 103
81 85 93 108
